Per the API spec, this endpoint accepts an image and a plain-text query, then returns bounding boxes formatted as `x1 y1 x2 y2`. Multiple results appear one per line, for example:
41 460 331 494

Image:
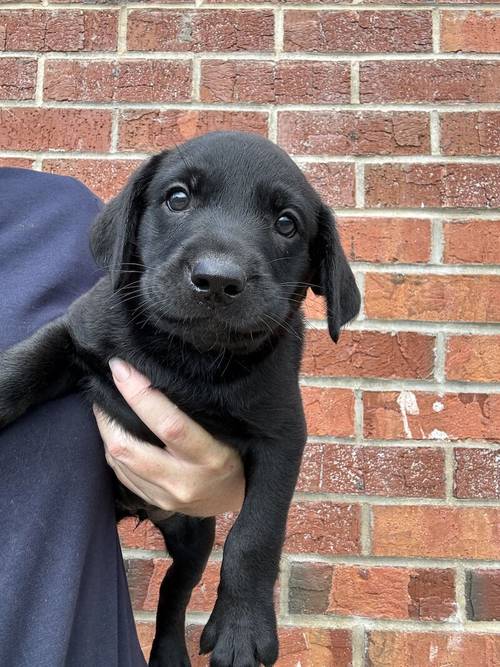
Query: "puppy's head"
91 132 360 351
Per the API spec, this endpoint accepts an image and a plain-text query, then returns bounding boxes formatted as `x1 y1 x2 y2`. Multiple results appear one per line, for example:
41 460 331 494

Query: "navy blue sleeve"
0 168 146 667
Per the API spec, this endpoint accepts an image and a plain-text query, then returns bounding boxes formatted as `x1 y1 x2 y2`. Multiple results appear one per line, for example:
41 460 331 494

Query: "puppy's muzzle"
190 257 246 304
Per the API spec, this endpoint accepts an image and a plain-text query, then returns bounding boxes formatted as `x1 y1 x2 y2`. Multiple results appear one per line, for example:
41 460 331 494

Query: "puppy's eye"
166 187 190 212
275 213 297 238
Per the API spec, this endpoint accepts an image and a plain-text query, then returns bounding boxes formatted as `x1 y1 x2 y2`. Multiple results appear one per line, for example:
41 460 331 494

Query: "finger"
108 358 221 463
106 455 162 509
94 405 180 486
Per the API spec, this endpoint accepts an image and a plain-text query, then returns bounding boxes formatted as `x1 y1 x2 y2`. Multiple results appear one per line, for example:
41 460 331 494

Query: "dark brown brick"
466 570 500 620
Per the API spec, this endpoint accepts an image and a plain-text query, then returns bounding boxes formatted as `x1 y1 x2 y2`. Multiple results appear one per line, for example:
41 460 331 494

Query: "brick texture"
2 1 499 664
364 391 500 441
367 632 500 667
283 11 432 53
441 10 500 53
444 220 500 264
466 570 500 621
297 443 445 498
289 562 455 620
278 111 430 156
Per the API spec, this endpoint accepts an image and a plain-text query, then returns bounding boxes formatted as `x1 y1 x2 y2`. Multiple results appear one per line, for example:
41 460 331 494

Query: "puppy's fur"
0 132 360 667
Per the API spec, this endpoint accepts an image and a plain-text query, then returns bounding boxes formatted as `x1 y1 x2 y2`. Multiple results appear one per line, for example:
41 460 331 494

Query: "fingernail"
109 358 131 383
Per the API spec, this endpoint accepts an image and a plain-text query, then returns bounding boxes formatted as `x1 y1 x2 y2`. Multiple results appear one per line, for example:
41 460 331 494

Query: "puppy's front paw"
200 598 278 667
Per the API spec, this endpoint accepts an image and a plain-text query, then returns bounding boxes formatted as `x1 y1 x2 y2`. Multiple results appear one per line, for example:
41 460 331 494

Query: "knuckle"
157 411 186 444
173 482 195 506
106 439 128 459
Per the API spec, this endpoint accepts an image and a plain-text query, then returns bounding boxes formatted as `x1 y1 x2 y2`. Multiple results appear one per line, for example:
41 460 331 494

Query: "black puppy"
0 131 360 667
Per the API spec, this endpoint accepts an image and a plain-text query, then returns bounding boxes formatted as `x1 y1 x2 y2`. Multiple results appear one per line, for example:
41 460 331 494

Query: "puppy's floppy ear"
310 204 361 343
90 154 162 289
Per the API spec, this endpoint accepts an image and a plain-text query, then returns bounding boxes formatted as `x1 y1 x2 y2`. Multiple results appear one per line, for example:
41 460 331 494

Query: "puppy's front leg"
200 433 305 667
0 318 78 428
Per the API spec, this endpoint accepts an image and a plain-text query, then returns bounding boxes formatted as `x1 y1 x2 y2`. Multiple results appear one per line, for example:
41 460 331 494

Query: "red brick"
120 501 360 556
446 335 500 383
277 627 352 667
0 58 36 100
278 111 430 156
43 159 141 201
444 220 500 264
137 623 208 666
302 330 434 380
367 631 500 667
297 443 445 498
126 558 221 613
338 217 431 263
154 623 312 667
301 387 355 437
304 292 326 321
364 390 500 441
289 562 455 620
139 623 351 667
301 163 355 208
201 60 350 104
466 570 500 620
365 273 500 323
454 448 500 499
0 157 33 168
0 10 118 52
442 10 500 53
44 59 192 103
360 61 500 103
0 108 112 152
214 502 361 555
285 502 361 555
373 506 500 559
127 10 273 52
55 0 192 3
441 112 500 156
284 10 431 53
118 110 268 152
365 164 500 208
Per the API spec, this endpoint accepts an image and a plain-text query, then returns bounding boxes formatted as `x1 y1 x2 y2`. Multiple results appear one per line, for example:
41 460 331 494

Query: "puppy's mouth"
152 311 270 347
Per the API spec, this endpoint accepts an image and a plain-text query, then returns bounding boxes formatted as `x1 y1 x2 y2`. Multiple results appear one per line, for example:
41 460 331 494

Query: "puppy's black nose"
190 258 246 301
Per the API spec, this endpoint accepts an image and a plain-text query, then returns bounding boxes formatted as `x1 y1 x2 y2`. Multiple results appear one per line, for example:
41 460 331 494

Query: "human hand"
93 358 245 517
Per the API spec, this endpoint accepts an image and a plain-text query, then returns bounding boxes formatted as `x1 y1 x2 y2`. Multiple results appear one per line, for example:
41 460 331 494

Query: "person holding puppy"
0 167 244 667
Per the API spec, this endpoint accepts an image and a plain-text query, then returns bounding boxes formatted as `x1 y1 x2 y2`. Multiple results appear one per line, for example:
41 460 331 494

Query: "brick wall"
1 2 499 665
